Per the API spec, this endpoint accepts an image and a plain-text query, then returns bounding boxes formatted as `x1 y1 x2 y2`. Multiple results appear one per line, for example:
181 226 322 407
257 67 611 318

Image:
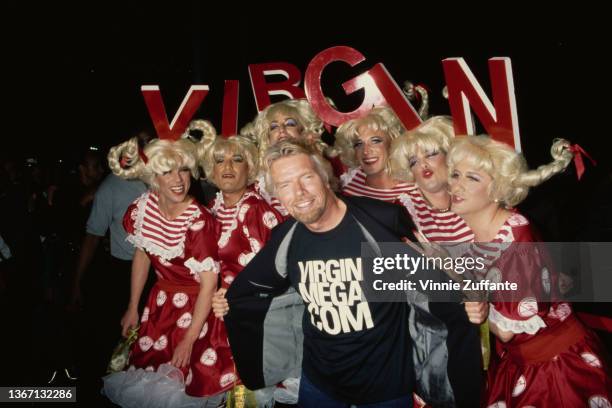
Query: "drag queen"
446 135 611 407
103 137 234 407
334 106 413 202
200 133 283 289
202 133 288 405
389 117 485 407
389 115 473 242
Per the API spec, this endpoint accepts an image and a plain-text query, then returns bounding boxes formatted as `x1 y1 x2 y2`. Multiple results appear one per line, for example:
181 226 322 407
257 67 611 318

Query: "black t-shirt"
287 208 414 404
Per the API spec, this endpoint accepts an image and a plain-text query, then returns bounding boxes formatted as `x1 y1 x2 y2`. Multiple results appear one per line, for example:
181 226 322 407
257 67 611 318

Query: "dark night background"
4 4 609 169
5 3 609 240
1 2 610 405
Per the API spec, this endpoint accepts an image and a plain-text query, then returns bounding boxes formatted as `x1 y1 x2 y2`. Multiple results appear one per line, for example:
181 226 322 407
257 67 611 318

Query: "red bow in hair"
413 83 430 101
119 147 148 168
568 144 596 180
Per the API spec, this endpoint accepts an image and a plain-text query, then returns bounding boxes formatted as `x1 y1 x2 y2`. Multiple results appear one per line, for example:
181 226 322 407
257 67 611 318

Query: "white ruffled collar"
126 191 201 262
211 189 260 248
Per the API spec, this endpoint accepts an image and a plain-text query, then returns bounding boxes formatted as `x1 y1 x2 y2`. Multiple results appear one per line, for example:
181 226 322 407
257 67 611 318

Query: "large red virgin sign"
142 46 521 151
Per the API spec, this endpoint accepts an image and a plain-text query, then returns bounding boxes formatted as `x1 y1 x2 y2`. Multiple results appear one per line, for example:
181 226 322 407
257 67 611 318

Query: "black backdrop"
4 3 610 239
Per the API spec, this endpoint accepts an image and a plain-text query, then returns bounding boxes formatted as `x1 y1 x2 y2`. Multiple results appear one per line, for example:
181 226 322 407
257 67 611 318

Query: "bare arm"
120 248 151 337
171 270 217 368
488 318 515 343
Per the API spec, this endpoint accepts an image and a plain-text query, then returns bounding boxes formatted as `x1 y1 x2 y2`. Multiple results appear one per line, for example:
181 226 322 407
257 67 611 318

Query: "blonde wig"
181 119 218 164
334 105 405 171
202 135 259 187
252 99 324 165
108 138 199 190
389 115 455 182
446 135 573 208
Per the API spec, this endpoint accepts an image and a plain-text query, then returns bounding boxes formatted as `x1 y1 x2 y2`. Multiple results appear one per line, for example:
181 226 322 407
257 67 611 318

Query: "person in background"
70 131 152 395
38 147 105 384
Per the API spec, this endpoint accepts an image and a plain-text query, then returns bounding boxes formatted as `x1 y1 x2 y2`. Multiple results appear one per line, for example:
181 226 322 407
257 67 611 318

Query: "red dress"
469 213 611 407
209 188 283 288
122 191 236 397
210 189 288 403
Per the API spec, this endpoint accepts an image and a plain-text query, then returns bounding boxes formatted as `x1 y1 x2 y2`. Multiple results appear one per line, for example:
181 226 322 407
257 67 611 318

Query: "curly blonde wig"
389 115 455 182
446 135 573 207
334 106 405 171
252 99 324 166
202 135 259 187
108 138 199 190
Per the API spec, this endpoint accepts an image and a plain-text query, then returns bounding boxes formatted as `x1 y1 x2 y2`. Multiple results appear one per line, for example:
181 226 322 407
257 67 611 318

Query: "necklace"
421 189 451 212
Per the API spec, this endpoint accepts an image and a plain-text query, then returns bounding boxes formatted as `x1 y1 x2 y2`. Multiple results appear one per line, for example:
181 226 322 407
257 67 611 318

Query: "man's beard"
290 194 327 225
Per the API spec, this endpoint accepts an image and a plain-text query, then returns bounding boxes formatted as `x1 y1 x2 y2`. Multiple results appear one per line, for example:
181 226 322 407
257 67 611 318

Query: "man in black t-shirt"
214 140 487 407
286 193 416 405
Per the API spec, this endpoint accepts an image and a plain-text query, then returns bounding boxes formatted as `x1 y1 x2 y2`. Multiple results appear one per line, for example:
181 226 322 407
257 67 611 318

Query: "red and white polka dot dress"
209 188 283 289
123 192 237 397
467 213 611 407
